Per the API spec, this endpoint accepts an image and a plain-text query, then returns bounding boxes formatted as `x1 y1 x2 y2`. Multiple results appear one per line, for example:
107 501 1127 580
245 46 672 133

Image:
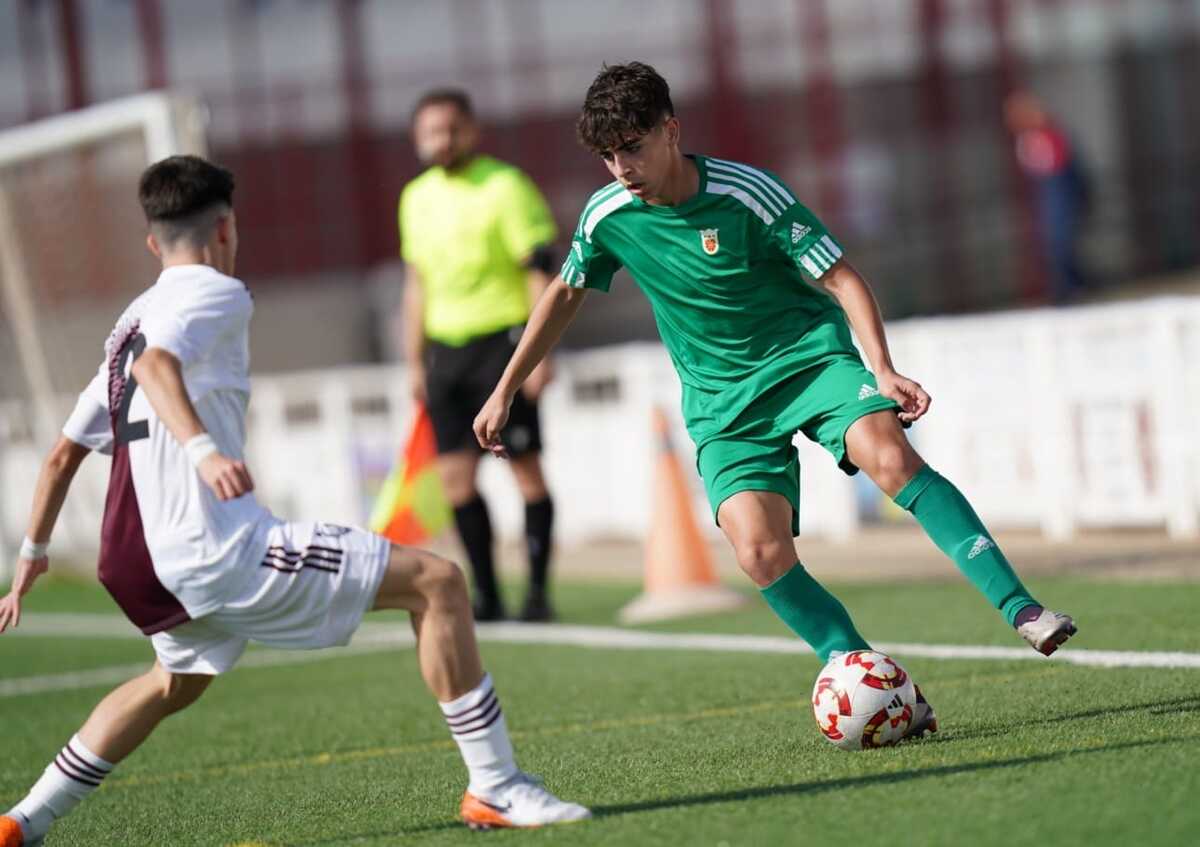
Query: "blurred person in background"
399 89 560 622
1004 90 1093 304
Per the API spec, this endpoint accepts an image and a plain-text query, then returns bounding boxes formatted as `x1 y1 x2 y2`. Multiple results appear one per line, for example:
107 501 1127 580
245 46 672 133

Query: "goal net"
0 92 208 572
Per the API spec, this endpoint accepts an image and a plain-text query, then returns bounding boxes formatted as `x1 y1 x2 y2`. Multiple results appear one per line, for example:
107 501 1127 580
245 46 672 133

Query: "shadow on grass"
927 693 1200 745
591 735 1176 818
298 735 1179 844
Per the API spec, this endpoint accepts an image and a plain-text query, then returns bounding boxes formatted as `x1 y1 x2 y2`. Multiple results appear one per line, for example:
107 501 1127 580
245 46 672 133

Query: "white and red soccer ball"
811 650 917 751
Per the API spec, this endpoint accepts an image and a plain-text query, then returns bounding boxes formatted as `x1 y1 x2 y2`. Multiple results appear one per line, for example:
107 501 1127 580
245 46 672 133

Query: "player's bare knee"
150 664 212 713
164 674 211 713
421 554 470 610
869 443 918 494
511 455 548 501
734 538 791 585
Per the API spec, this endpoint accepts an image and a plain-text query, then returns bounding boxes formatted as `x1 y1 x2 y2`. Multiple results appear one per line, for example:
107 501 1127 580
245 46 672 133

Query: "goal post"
0 92 208 578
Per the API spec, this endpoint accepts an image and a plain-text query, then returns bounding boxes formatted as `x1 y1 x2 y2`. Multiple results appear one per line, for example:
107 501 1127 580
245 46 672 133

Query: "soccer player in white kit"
0 156 589 845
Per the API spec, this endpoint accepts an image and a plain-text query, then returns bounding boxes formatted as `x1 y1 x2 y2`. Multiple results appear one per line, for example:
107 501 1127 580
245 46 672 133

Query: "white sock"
439 672 519 796
8 734 113 841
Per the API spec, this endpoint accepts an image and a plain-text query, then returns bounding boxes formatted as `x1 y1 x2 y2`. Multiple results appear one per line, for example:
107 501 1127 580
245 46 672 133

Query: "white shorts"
151 521 391 675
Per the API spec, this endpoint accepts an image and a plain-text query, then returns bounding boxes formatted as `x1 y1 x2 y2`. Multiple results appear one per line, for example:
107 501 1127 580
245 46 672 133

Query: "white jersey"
62 264 275 633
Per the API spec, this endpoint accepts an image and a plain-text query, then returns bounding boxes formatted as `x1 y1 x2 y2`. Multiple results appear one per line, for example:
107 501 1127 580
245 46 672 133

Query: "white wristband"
184 433 219 468
20 536 48 560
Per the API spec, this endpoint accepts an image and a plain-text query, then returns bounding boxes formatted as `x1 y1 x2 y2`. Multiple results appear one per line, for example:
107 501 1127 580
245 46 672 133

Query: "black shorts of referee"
424 324 542 457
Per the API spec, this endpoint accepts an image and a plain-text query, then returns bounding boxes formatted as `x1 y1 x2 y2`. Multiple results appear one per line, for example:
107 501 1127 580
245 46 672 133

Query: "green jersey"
560 154 857 446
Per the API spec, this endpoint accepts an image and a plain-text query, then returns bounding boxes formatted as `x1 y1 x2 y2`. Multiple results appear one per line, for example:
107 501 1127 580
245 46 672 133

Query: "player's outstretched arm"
474 275 587 456
521 260 557 400
0 436 91 633
820 261 931 423
132 347 254 500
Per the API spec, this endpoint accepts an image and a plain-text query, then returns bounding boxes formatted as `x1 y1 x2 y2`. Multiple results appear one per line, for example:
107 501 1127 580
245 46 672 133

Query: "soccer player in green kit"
474 62 1077 737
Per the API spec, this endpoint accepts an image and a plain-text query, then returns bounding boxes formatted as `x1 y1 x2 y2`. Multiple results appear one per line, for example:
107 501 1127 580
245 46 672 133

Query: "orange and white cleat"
0 814 39 847
460 773 591 830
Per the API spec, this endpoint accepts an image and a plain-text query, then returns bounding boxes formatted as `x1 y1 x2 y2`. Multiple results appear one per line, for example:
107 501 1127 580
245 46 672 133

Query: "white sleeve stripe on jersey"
820 235 843 259
809 243 836 270
583 188 634 242
706 160 789 216
702 163 787 217
709 158 797 208
800 255 823 277
706 180 775 225
579 181 625 223
564 265 587 288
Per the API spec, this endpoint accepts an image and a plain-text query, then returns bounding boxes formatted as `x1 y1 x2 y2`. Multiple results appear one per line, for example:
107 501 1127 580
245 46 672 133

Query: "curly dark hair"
576 62 674 154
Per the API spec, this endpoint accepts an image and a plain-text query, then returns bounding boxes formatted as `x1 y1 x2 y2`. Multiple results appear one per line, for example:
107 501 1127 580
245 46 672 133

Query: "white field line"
3 617 1199 699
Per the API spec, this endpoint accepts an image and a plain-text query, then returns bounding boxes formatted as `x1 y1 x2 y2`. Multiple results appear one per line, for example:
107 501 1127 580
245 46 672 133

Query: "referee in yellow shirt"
400 89 559 622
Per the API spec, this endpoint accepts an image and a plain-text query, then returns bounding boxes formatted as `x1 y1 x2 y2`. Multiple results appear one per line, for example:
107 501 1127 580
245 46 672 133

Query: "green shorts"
695 356 900 535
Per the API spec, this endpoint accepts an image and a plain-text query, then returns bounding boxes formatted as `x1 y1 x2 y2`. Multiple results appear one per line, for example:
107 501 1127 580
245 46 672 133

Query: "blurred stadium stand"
1 0 1198 369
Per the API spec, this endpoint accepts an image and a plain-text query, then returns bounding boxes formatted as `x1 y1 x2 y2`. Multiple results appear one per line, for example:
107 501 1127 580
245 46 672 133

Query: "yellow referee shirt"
399 155 557 346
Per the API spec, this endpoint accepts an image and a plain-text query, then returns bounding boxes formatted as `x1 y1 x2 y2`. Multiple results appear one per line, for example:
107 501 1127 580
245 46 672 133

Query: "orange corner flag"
369 405 451 545
618 407 747 624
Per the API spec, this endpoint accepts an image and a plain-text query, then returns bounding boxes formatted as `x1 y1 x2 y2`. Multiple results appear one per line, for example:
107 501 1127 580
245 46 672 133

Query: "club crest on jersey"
700 228 720 255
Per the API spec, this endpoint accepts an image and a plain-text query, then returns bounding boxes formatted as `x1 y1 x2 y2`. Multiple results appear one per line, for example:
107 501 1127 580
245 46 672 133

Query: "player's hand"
521 359 555 400
473 392 513 458
198 453 255 501
408 361 428 407
877 370 931 423
0 554 49 634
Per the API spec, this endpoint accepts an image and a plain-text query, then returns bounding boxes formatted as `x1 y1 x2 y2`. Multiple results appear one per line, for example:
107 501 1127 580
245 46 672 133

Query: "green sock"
761 562 871 662
894 465 1038 626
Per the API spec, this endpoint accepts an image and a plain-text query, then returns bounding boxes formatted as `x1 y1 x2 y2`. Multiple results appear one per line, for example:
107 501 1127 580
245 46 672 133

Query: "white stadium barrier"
1 296 1197 563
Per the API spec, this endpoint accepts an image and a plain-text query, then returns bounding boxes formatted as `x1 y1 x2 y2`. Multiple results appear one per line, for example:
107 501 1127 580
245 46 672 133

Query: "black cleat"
472 599 507 623
519 593 555 623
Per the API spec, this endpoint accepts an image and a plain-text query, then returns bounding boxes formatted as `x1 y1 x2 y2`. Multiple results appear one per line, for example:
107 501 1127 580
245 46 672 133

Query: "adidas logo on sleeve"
967 535 996 559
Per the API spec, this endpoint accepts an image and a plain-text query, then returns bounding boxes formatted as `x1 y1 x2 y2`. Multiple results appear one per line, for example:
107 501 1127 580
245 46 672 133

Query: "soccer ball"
811 650 916 750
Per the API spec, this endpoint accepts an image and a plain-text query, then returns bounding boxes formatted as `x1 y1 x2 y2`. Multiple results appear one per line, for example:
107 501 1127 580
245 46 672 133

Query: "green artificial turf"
2 575 1197 845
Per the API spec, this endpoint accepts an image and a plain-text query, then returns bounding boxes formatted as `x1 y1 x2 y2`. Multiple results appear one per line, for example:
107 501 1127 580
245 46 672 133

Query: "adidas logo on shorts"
858 384 879 400
967 535 995 559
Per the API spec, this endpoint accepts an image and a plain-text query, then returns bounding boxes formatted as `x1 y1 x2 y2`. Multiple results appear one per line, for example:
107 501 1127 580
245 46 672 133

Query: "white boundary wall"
2 296 1197 558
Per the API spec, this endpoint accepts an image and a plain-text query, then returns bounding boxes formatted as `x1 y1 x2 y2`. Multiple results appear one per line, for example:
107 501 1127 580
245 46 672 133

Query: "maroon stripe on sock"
443 689 497 725
54 755 103 787
451 700 504 734
63 744 109 779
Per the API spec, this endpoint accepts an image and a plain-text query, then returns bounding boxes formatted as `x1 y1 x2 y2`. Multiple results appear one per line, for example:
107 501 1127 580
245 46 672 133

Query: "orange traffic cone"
618 408 748 624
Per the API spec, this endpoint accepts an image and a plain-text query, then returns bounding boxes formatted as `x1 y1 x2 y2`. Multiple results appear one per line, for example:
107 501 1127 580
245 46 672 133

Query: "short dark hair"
411 88 474 124
138 155 234 247
577 62 674 154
